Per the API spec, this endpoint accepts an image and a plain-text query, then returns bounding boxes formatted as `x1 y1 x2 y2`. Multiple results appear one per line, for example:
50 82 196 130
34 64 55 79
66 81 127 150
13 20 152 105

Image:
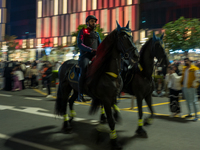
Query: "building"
36 0 140 48
1 0 200 61
0 0 6 42
6 0 36 39
140 0 200 30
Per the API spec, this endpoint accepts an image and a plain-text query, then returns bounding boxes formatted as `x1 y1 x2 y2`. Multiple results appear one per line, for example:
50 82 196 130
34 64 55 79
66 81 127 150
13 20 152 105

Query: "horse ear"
116 20 121 31
153 32 157 41
125 21 129 29
160 33 164 40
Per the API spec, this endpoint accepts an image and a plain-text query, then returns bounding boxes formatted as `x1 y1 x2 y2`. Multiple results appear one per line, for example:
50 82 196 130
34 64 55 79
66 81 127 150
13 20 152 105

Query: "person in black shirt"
77 15 101 101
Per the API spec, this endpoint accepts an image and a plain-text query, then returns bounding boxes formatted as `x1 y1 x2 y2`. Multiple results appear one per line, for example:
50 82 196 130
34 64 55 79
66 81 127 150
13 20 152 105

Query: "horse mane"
139 38 152 58
87 29 117 78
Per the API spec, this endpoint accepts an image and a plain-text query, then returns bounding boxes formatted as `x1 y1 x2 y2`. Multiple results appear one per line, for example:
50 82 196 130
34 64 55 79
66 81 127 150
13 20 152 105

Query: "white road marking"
25 97 42 101
0 105 14 110
0 94 12 97
0 133 60 150
0 105 99 125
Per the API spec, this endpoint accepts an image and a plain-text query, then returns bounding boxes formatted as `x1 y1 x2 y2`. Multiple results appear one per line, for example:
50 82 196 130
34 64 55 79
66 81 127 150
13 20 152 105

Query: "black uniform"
77 27 101 96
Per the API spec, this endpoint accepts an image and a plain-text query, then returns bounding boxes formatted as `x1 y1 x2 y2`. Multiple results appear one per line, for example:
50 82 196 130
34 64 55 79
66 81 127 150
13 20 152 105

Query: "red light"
84 29 88 34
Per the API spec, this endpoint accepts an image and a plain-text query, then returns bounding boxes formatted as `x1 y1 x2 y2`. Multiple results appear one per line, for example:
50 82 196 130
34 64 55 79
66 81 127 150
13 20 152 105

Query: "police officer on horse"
77 15 101 101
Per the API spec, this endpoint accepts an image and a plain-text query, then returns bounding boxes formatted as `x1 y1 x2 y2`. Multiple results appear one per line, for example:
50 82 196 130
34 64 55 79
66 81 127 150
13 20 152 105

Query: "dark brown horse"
121 33 170 137
55 21 139 149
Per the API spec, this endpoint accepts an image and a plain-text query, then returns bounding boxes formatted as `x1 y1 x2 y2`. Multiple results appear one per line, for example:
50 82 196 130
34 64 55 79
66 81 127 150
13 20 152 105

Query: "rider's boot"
78 74 86 102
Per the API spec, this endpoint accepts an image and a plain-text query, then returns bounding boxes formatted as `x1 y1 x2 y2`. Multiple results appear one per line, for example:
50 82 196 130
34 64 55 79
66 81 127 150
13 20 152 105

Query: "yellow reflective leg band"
113 104 120 112
70 110 76 117
63 114 69 121
110 130 117 139
138 63 143 71
101 107 105 114
138 119 143 126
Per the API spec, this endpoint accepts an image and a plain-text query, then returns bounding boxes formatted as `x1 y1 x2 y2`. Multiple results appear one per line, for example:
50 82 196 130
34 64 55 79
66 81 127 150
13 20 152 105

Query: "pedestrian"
30 65 39 88
12 65 22 91
152 78 165 97
0 60 5 90
41 64 48 90
25 64 32 88
4 62 14 91
43 62 52 98
20 62 26 89
167 67 182 117
181 58 199 121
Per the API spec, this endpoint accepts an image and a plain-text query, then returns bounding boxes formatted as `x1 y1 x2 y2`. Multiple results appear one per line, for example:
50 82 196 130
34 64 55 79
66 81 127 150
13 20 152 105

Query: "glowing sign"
45 47 52 55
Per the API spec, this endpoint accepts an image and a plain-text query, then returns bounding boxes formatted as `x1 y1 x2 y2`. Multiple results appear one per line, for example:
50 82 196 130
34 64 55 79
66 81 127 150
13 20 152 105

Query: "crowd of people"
0 57 200 120
0 60 62 98
153 58 200 121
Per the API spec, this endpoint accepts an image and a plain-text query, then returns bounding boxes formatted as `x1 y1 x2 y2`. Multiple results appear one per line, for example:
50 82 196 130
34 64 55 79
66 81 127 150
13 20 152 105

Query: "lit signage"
45 47 51 55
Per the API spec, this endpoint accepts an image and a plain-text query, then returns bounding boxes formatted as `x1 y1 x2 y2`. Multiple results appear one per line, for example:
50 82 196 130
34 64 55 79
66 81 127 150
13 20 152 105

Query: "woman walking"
12 65 22 91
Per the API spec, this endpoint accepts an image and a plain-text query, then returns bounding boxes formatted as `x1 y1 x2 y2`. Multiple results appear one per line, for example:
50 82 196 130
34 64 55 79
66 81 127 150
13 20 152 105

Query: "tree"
4 35 19 53
162 16 200 54
71 24 106 53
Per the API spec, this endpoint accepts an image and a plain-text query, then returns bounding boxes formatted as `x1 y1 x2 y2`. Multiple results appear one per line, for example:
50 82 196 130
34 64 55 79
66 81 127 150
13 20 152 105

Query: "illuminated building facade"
36 0 140 47
0 0 6 42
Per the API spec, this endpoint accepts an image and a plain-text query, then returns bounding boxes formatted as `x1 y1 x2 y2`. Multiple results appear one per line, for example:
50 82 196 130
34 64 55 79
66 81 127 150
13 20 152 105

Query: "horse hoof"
111 139 122 150
135 128 148 138
62 121 73 133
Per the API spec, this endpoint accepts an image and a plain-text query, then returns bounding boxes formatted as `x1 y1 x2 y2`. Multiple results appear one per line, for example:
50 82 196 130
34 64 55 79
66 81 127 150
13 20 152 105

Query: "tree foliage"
71 24 106 53
162 16 200 52
4 35 19 53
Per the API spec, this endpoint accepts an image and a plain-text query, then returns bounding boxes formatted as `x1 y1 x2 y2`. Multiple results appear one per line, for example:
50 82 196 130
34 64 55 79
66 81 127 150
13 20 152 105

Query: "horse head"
152 32 170 67
116 21 140 65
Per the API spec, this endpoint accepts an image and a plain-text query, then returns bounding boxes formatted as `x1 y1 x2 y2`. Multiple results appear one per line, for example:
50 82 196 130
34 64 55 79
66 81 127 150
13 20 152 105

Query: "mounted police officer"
77 15 101 101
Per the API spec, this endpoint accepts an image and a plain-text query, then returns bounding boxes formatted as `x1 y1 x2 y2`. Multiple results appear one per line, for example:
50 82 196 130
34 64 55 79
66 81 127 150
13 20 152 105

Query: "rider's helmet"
85 15 97 24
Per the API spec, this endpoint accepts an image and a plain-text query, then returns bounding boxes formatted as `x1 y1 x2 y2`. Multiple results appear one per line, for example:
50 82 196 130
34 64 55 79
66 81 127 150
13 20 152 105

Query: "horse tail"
55 59 78 116
55 84 63 116
89 98 101 115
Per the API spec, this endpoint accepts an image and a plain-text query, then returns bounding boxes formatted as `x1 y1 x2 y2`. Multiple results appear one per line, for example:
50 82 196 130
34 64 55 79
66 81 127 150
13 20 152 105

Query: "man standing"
181 58 199 121
77 15 101 101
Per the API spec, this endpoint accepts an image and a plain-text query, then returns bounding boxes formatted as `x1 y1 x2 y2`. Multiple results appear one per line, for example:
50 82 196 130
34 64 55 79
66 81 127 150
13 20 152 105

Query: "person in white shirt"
166 67 182 117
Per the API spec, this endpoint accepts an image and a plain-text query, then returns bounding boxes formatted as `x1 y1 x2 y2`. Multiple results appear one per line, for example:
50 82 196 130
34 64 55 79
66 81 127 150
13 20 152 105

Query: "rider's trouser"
78 57 90 96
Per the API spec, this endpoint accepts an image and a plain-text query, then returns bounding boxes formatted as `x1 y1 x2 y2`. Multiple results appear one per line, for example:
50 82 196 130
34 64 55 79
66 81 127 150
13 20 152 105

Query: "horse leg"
68 90 78 123
61 82 73 133
144 94 154 126
100 106 107 124
103 101 122 150
113 104 122 123
135 96 148 138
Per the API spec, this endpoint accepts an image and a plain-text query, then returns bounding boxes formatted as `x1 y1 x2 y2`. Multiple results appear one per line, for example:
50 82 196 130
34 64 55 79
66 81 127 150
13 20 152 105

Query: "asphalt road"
0 88 200 150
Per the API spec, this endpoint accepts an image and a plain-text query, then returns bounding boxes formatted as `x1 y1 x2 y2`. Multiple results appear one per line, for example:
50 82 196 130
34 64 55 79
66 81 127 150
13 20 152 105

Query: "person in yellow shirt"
181 58 199 121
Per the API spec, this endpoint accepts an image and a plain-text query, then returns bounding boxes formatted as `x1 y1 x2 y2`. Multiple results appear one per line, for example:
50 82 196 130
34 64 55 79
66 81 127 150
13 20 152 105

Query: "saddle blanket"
68 65 80 83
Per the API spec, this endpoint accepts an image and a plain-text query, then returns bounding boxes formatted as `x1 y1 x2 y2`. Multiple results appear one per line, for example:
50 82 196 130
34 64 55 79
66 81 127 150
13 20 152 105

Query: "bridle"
151 39 166 81
117 33 138 60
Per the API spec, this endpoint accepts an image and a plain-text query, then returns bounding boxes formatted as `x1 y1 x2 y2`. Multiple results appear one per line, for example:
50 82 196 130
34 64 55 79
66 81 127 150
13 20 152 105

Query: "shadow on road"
154 115 191 123
3 121 140 150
